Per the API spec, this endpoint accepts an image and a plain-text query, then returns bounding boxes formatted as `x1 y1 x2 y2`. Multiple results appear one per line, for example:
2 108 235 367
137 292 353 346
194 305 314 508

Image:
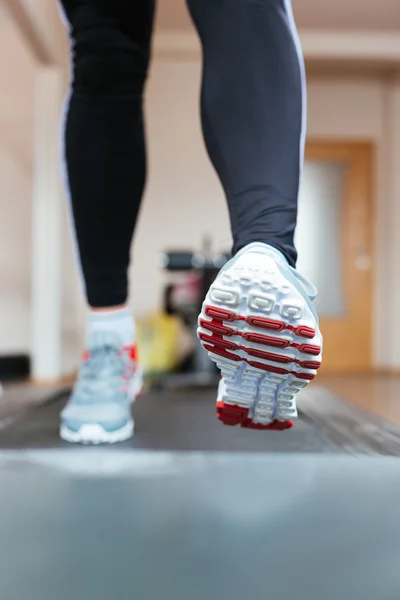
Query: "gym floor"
318 373 400 426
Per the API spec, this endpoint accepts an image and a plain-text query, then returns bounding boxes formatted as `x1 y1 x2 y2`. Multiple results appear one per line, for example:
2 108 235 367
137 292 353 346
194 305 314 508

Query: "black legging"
60 0 305 308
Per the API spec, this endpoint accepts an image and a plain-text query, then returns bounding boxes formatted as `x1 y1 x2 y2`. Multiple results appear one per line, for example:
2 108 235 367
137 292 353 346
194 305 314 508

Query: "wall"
0 13 80 374
156 0 400 32
129 58 231 320
0 21 35 354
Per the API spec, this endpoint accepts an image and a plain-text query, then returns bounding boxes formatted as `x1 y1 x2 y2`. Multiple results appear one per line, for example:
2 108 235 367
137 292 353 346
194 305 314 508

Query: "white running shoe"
197 243 322 431
60 331 142 445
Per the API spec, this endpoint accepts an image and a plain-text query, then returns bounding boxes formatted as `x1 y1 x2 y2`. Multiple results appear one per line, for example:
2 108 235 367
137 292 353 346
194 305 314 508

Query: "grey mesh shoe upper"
61 331 136 433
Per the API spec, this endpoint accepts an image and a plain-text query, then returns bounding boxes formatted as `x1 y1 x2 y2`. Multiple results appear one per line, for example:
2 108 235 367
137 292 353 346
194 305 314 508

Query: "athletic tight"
60 0 306 308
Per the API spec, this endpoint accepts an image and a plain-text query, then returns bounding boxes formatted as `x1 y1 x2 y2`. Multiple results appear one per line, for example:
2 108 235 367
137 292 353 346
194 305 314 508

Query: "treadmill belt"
0 389 340 452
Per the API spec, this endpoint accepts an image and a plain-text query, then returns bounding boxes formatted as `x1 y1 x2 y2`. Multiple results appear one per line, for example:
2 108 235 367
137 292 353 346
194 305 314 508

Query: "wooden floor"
318 374 400 426
0 381 63 421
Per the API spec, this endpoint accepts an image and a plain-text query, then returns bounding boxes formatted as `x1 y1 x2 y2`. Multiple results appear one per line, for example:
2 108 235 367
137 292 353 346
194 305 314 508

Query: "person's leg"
59 0 155 444
62 0 155 307
187 0 304 266
189 0 322 429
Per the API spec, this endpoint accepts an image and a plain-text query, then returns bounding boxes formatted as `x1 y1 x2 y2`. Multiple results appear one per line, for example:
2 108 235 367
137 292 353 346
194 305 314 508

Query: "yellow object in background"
136 312 193 378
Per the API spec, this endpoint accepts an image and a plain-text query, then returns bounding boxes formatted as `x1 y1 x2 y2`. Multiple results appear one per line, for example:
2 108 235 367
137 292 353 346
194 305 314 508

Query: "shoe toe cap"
61 401 130 433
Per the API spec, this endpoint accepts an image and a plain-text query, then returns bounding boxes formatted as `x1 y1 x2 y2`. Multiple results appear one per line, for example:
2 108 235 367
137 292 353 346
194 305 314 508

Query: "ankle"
89 304 128 315
86 306 135 347
237 243 289 265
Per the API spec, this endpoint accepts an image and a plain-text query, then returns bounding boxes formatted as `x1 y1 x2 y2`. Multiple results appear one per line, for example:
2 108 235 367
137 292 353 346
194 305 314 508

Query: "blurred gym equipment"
0 355 30 382
157 242 230 390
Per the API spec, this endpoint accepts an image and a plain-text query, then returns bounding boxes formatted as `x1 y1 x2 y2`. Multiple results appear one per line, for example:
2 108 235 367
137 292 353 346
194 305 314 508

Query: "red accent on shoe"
121 344 138 362
216 402 293 430
198 332 238 351
82 350 90 362
204 306 243 322
295 343 321 356
299 360 321 369
204 302 320 431
248 361 289 375
200 305 320 380
199 318 235 337
201 337 319 377
247 316 286 332
203 305 317 341
204 343 316 379
216 401 249 426
246 347 292 364
294 325 315 339
118 344 140 383
200 320 321 357
295 371 315 380
203 344 242 362
243 332 290 349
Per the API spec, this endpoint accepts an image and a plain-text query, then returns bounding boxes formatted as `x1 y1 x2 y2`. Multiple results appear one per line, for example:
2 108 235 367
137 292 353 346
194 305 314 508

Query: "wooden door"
297 142 373 372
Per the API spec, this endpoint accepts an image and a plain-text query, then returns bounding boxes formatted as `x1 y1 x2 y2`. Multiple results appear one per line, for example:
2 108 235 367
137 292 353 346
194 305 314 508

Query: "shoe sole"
60 420 134 445
59 371 143 445
197 254 322 430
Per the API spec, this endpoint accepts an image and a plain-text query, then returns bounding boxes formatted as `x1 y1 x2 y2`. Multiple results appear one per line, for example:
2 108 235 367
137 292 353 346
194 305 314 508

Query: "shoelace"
74 345 125 402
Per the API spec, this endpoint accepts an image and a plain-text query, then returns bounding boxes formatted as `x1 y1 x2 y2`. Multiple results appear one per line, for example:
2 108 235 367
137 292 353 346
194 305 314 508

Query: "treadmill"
1 383 400 600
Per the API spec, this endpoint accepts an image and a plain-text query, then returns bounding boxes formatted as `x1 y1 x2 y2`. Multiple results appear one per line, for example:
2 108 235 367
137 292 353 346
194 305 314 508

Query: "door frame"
304 140 375 372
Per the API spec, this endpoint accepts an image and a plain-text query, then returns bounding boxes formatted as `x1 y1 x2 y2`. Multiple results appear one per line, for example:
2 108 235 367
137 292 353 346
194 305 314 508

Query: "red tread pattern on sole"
201 305 321 377
203 343 242 362
199 332 320 377
295 343 321 356
199 318 235 337
203 306 315 340
201 319 321 357
217 402 293 430
205 305 320 431
205 307 240 322
216 401 249 426
203 306 320 349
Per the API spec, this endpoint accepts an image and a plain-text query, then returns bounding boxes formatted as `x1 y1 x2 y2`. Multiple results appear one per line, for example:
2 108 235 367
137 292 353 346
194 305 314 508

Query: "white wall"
0 14 79 372
0 22 35 354
130 58 231 320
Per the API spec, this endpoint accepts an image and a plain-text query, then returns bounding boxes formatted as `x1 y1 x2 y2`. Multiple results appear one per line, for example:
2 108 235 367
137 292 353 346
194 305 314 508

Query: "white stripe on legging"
283 0 307 175
57 1 87 295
